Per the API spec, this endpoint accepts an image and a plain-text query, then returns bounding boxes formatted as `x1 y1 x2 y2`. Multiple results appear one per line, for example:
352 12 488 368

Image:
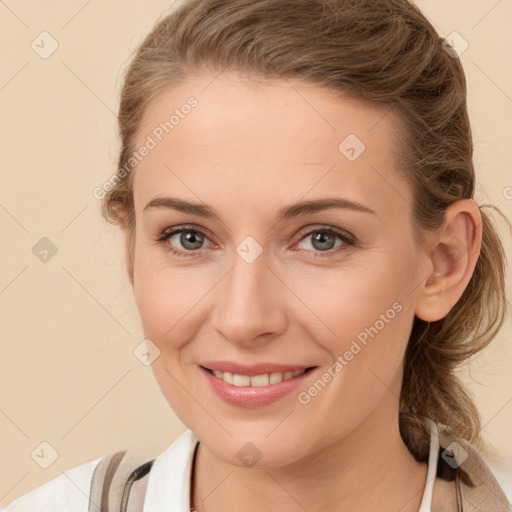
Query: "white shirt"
3 421 511 511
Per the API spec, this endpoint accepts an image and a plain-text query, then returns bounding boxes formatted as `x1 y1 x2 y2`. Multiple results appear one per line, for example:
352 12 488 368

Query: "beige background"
1 0 511 506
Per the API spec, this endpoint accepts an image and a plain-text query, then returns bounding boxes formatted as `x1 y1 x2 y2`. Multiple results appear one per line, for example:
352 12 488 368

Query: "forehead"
132 72 411 220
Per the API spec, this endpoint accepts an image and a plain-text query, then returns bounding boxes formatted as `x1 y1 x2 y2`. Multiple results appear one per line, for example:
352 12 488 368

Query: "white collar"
143 421 439 511
142 428 199 511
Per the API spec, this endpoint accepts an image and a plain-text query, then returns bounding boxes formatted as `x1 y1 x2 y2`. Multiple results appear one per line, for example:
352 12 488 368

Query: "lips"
199 361 318 407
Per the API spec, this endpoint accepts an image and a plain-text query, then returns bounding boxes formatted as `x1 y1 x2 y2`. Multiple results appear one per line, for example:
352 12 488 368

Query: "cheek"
131 249 203 416
133 273 191 350
132 244 214 352
298 255 416 395
296 254 413 342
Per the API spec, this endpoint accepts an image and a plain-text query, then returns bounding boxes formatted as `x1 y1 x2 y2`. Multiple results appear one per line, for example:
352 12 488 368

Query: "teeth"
269 372 283 384
233 374 251 386
209 368 307 386
251 374 269 386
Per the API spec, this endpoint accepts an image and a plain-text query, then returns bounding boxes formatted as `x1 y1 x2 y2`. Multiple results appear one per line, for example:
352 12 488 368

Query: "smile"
199 364 318 408
207 368 309 386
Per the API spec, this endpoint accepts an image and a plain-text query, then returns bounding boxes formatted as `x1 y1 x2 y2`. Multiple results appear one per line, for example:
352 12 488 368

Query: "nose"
211 247 287 348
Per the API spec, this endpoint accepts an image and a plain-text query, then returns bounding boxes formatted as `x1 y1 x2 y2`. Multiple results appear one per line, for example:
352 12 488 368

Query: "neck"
191 396 428 512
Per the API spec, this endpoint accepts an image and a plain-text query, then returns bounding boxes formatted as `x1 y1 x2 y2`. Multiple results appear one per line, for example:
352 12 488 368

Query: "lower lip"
199 366 317 408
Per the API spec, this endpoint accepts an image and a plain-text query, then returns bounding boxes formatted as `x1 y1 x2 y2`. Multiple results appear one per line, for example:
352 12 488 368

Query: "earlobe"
414 199 482 322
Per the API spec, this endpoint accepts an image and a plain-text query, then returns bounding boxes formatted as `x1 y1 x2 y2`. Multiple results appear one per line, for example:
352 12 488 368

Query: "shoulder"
438 430 512 511
2 431 198 512
2 456 102 512
485 456 512 504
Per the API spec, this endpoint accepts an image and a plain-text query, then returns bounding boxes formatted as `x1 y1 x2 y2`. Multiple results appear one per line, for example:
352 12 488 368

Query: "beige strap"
438 431 511 511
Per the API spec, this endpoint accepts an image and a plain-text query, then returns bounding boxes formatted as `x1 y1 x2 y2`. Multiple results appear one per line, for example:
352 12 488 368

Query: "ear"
117 213 135 288
414 199 482 322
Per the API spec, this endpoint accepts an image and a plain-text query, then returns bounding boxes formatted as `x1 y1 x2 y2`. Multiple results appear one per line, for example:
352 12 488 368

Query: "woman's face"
127 71 430 467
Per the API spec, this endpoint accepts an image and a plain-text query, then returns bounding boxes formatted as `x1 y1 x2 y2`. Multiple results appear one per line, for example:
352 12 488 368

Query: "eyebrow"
143 197 377 221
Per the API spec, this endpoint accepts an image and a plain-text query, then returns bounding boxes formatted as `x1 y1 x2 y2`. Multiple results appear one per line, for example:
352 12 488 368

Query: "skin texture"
120 71 482 511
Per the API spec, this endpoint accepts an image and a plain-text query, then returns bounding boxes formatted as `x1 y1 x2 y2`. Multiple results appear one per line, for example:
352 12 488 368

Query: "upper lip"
200 361 316 376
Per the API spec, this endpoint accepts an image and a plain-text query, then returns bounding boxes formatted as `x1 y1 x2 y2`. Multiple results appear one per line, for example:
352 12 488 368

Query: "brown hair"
102 0 510 458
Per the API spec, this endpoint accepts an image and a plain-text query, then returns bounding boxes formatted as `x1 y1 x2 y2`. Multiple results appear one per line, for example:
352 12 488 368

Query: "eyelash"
155 224 356 259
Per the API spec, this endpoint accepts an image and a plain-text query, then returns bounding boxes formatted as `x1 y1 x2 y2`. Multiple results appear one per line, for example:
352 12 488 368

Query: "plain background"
1 0 511 506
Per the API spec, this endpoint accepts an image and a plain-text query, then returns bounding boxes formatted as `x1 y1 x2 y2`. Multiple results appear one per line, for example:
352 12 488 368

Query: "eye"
156 225 212 258
155 224 356 259
294 226 355 257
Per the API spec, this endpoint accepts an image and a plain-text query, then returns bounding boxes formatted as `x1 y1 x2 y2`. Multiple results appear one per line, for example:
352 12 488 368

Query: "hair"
102 0 510 460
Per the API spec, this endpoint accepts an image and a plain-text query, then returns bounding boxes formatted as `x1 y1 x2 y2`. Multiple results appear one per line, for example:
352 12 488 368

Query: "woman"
4 0 512 510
